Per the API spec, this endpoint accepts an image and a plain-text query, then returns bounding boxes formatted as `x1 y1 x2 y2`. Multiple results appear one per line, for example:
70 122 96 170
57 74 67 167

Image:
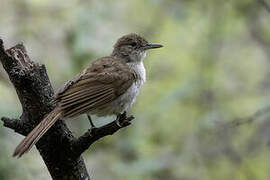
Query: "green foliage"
1 0 270 179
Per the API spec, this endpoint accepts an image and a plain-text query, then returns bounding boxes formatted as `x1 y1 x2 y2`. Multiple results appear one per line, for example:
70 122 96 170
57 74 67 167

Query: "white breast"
129 60 146 83
93 61 146 116
113 61 146 113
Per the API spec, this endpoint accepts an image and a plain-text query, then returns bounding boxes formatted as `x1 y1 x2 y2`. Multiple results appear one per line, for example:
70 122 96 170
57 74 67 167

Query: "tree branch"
219 105 270 129
257 0 270 13
0 38 133 179
1 117 27 135
71 113 134 158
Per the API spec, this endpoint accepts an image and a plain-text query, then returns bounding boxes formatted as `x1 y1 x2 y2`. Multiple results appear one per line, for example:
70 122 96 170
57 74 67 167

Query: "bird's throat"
128 61 146 83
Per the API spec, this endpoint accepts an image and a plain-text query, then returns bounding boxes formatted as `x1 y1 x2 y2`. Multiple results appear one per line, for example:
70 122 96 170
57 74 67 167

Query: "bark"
0 39 133 180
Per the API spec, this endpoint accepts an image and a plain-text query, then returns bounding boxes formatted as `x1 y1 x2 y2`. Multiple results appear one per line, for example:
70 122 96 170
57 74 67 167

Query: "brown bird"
13 33 163 157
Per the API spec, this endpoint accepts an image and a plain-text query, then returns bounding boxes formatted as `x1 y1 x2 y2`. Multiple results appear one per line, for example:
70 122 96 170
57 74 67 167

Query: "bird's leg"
87 114 96 128
115 111 134 127
115 114 122 127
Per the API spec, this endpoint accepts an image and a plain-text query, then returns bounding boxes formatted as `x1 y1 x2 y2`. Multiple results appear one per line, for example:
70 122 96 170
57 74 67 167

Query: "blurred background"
1 0 270 179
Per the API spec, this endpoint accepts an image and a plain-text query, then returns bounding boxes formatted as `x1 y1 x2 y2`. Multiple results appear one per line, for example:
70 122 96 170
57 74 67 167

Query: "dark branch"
1 117 27 135
219 105 270 128
0 39 90 179
0 38 134 179
257 0 270 13
71 113 134 157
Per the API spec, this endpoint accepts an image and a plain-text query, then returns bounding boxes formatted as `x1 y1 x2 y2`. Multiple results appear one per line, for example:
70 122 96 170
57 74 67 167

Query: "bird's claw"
115 111 134 127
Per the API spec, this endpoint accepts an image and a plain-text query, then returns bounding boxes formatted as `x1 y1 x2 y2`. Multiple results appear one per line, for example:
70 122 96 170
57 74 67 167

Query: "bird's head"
112 33 163 62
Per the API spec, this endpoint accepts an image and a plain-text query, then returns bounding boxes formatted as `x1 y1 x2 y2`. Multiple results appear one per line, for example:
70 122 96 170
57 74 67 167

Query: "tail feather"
13 108 62 158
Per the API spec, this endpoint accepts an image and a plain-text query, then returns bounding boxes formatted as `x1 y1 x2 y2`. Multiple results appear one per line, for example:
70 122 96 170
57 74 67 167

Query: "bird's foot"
115 111 134 127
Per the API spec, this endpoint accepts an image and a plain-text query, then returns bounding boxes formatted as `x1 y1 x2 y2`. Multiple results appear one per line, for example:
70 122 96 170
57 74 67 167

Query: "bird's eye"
130 42 137 47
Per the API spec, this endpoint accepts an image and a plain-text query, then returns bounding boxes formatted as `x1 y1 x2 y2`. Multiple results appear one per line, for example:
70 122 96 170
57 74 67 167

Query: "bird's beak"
143 43 163 50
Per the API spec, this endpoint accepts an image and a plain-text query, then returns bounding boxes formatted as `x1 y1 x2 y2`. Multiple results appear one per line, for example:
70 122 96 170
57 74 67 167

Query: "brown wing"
54 57 136 118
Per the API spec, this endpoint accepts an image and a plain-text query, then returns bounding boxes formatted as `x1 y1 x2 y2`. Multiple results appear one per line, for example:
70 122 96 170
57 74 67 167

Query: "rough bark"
0 39 133 180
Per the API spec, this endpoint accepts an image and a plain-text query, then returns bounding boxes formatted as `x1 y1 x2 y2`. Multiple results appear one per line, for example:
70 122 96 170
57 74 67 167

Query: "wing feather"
54 57 137 118
64 90 115 117
60 85 112 103
60 87 113 108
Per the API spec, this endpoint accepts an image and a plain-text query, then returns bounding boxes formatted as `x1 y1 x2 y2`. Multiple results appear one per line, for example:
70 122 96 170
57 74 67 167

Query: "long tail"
13 107 63 158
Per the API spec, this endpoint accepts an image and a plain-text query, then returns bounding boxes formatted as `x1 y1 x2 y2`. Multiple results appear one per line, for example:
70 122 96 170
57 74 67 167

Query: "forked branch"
0 39 133 180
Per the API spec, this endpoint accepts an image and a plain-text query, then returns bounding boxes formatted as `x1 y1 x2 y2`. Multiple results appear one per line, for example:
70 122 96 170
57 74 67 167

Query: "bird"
13 33 163 157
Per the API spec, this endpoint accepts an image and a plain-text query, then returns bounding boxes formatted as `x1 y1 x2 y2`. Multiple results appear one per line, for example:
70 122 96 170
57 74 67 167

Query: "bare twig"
1 117 26 135
222 105 270 128
0 38 133 179
257 0 270 13
71 113 134 158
